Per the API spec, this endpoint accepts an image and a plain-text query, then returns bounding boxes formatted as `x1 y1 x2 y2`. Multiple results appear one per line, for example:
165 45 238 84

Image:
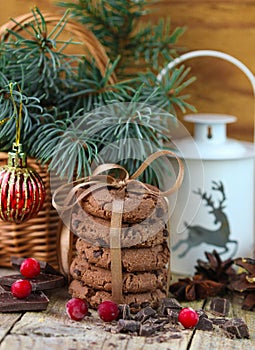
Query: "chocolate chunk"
118 304 132 320
163 229 169 237
196 316 213 331
117 319 140 333
210 297 230 316
11 256 61 275
144 317 168 328
221 318 249 339
93 250 103 258
211 317 228 326
166 309 179 324
196 309 207 319
0 285 8 292
159 297 182 315
139 318 165 336
73 269 81 278
0 291 49 312
134 306 156 323
0 273 65 291
139 323 156 336
152 316 169 325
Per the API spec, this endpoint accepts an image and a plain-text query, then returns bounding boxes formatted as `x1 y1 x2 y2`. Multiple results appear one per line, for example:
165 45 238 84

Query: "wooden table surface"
0 268 254 350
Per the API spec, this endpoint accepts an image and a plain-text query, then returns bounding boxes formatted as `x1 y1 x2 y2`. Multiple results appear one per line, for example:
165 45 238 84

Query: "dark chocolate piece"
159 297 182 315
11 256 61 275
196 316 213 331
210 297 230 316
134 306 156 323
153 316 169 325
0 273 65 291
0 291 49 312
0 285 8 292
221 318 249 339
166 309 179 324
139 323 156 337
196 309 207 318
139 318 165 336
117 319 140 333
118 304 132 320
211 317 228 326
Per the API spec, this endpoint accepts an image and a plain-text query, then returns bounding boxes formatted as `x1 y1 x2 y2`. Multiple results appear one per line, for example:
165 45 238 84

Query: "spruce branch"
133 19 186 69
58 1 186 78
138 66 197 115
79 88 173 183
29 112 102 181
0 5 196 183
58 0 156 74
1 8 83 107
0 78 44 151
60 57 136 112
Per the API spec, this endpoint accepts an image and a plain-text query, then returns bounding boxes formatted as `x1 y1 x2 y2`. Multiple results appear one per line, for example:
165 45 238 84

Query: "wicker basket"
0 12 116 269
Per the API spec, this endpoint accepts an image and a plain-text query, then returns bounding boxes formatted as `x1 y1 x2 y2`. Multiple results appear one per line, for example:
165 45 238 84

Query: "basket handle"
157 49 255 142
0 12 117 85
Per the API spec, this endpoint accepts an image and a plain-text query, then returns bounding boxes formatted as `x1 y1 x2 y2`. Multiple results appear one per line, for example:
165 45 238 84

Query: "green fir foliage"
0 3 196 183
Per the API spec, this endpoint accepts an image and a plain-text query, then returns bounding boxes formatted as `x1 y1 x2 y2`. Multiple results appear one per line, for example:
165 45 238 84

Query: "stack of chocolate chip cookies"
68 183 170 312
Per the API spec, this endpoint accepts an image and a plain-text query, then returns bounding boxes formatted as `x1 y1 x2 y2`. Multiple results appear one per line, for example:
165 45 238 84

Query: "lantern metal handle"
157 49 255 142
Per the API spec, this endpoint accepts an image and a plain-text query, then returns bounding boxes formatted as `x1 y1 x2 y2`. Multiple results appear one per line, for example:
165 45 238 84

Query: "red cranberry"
11 279 32 299
178 307 199 328
20 258 41 278
66 298 89 321
98 300 119 322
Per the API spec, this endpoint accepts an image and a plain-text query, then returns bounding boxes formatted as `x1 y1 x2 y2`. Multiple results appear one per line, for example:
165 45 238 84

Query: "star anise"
169 275 225 301
242 293 255 311
194 250 236 284
229 257 255 311
234 257 255 276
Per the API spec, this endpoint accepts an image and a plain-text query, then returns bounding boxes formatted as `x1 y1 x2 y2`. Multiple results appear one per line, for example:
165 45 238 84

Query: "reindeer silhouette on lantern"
172 180 238 258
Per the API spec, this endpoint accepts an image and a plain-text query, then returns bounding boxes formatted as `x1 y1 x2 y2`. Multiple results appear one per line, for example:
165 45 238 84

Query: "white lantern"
158 50 255 275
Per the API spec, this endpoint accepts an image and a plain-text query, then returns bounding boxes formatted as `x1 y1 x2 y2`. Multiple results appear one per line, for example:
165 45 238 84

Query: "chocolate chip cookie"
70 257 167 293
69 279 166 312
78 182 168 224
75 239 170 272
72 208 168 248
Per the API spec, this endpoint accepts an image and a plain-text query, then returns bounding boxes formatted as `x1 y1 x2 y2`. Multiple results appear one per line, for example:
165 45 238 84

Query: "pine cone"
229 258 255 311
169 275 225 301
194 250 236 284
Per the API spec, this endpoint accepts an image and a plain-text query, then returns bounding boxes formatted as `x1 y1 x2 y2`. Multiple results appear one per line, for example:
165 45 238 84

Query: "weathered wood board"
0 286 195 349
0 268 254 349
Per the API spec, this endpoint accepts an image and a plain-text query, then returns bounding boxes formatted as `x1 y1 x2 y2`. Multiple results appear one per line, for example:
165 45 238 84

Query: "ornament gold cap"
8 143 27 168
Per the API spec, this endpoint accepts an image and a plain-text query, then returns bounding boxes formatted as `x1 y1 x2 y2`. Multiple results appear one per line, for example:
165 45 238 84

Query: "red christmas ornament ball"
0 145 46 224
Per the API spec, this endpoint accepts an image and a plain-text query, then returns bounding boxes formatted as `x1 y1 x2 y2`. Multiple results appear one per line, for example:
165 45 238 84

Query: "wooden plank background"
1 0 255 141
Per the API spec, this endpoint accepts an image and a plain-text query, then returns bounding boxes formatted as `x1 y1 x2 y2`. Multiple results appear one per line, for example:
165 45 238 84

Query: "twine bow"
53 150 184 303
53 150 184 213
